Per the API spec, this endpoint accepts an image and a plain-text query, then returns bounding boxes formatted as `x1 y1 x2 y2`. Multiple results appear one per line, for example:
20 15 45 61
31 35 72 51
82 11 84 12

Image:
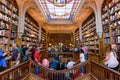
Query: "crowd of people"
35 45 88 78
0 44 41 72
0 43 119 75
48 45 74 52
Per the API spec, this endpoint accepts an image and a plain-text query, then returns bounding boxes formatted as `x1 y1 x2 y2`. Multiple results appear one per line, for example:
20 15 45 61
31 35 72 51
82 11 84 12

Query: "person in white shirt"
67 61 75 69
66 60 75 78
79 49 86 75
80 50 86 63
103 44 119 71
82 45 88 60
48 46 51 52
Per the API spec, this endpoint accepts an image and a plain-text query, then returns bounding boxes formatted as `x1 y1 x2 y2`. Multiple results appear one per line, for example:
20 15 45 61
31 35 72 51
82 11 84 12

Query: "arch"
93 0 104 9
17 1 35 37
101 0 104 6
23 2 36 15
74 0 85 20
34 0 48 21
85 1 103 37
85 1 97 17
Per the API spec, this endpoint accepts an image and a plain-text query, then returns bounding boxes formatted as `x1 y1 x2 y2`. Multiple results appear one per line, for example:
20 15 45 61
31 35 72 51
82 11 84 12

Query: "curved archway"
23 2 36 16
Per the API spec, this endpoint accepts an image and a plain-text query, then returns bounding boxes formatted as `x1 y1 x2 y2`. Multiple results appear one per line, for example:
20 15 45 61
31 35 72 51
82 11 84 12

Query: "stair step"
75 73 98 80
28 74 44 80
25 73 97 80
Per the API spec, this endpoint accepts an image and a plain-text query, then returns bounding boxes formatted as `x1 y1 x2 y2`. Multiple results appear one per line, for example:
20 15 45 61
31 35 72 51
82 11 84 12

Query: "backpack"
22 55 28 61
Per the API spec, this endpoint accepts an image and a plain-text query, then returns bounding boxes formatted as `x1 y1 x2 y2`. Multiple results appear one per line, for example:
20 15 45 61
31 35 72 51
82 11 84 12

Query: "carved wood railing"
0 60 120 80
30 60 91 80
0 60 30 80
90 60 120 80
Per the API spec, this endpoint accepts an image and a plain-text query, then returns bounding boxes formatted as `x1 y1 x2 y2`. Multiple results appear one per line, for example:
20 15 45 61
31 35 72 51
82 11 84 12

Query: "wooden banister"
90 60 120 80
30 60 91 80
30 60 120 80
0 59 120 80
0 60 30 80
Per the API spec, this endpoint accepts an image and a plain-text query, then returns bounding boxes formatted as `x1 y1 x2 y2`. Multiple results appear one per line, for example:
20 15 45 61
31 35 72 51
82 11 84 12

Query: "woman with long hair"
103 44 119 71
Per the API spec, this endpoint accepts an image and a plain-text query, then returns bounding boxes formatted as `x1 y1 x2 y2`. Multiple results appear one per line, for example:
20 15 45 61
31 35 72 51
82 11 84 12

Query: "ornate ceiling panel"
39 0 82 21
17 0 95 33
27 7 46 26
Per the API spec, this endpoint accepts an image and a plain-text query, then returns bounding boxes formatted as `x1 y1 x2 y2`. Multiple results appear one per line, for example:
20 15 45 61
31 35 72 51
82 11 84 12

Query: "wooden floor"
75 73 97 80
25 73 97 80
27 74 44 80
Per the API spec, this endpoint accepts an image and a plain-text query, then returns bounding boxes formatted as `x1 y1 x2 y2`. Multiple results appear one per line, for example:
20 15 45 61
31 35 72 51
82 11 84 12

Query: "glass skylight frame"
39 0 81 21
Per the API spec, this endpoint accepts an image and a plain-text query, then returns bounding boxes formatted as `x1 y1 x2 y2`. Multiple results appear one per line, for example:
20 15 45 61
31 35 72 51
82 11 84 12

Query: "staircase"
26 74 44 80
75 73 97 80
0 60 120 80
27 73 97 80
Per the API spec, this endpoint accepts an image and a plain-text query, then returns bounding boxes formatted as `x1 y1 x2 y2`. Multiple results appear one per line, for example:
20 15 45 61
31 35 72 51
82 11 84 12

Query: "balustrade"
0 60 30 80
30 60 91 80
90 60 120 80
0 60 120 80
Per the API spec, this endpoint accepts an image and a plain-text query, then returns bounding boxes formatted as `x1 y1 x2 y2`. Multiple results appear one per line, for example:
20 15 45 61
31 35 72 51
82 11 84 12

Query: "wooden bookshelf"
74 28 80 46
41 28 46 50
0 0 18 51
22 13 39 46
10 0 19 51
75 28 79 41
102 0 120 51
82 13 99 54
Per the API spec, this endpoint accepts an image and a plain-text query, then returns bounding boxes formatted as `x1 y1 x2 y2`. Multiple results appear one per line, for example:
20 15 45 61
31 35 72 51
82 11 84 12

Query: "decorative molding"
47 20 73 24
73 0 85 21
34 0 48 22
85 0 103 37
47 30 73 33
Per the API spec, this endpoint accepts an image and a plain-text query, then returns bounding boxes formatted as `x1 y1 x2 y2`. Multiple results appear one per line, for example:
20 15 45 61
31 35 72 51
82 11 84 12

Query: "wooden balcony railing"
0 60 30 80
0 60 120 80
90 60 120 80
30 60 91 80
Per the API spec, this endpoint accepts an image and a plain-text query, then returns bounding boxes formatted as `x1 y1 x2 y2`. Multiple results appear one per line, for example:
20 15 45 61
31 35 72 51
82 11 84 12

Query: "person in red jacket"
34 49 41 75
34 49 41 65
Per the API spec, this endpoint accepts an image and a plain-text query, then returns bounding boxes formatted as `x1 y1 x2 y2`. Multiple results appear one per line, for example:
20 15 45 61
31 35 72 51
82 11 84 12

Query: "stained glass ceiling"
39 0 81 21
